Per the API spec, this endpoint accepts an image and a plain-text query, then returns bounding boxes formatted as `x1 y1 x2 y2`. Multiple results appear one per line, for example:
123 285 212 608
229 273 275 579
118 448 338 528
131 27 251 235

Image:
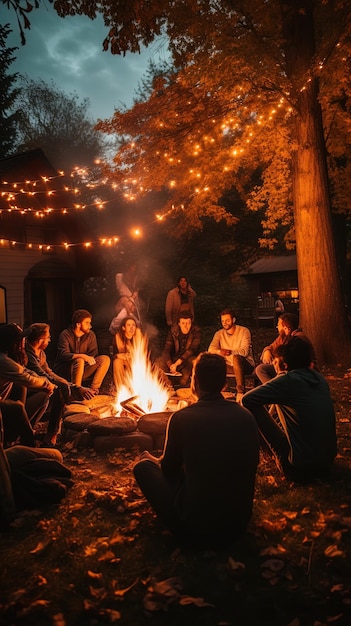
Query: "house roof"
241 255 297 275
0 148 57 181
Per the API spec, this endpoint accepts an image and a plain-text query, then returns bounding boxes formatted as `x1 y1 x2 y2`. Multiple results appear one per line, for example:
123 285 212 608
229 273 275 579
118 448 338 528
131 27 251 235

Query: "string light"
0 236 122 251
0 38 346 242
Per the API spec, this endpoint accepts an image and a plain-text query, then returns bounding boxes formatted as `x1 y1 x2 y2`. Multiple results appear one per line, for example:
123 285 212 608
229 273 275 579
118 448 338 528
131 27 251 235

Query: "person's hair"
118 316 137 338
25 323 49 344
273 337 312 370
279 312 298 331
220 308 235 319
0 323 23 352
72 309 92 327
177 310 193 322
177 276 188 286
115 317 138 351
193 352 226 393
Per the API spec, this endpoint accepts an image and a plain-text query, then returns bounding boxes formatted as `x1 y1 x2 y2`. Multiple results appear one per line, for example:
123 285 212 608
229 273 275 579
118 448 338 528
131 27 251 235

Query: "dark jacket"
53 328 99 378
162 324 201 368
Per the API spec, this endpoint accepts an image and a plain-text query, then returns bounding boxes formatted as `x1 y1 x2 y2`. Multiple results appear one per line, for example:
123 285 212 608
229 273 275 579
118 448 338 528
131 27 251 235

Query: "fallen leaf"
300 507 310 515
30 537 52 554
261 559 285 572
331 584 345 592
324 545 344 558
259 518 287 532
228 556 245 571
99 608 121 622
18 599 50 616
89 585 106 600
114 578 139 597
53 613 66 626
179 595 215 607
260 545 286 556
283 511 298 520
292 524 303 533
98 550 116 562
87 571 103 580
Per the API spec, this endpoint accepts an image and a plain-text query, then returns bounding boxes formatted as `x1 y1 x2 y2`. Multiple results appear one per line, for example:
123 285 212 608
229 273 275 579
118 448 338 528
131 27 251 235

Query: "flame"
115 334 171 414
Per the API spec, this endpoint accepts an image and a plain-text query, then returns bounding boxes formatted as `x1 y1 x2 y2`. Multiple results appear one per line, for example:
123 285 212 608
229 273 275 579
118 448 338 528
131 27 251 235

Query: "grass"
1 327 351 626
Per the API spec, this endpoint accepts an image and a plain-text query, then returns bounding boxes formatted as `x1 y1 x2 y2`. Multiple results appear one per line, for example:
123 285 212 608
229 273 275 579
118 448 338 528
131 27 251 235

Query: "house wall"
0 247 44 326
0 246 74 327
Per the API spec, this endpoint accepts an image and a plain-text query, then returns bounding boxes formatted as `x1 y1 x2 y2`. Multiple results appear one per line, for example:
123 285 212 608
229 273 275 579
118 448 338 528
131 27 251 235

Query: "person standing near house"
109 295 141 335
165 276 196 327
115 263 142 317
208 308 255 403
53 309 110 394
274 293 285 322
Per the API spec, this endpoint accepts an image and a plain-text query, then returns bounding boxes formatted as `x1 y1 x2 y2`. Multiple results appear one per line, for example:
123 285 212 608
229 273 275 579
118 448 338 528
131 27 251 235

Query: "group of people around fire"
0 267 338 548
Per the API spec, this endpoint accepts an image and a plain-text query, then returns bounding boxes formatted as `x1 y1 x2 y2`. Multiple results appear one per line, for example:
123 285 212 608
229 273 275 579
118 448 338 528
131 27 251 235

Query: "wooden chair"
255 306 276 328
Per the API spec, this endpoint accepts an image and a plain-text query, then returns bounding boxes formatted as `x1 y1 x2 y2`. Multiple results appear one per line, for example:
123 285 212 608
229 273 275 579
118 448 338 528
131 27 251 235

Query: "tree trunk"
281 0 350 363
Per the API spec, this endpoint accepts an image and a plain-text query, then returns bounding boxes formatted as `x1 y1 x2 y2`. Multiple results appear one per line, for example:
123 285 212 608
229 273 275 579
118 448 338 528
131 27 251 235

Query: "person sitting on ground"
255 312 318 384
208 308 255 402
109 296 141 335
156 311 201 387
112 316 143 392
0 413 73 530
25 323 96 446
242 337 337 483
53 309 110 395
165 276 196 327
133 352 259 547
0 323 56 447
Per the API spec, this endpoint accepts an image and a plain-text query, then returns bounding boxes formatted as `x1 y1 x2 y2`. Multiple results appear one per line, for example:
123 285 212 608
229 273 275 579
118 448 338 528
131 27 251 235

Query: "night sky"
5 4 168 120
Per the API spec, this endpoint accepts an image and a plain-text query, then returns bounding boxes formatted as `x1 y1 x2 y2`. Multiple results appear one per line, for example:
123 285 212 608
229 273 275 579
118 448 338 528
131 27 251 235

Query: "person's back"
164 393 259 539
243 338 337 480
134 352 259 547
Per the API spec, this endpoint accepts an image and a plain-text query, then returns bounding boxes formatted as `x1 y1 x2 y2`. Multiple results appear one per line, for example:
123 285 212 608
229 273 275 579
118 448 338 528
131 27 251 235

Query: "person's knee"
96 355 110 368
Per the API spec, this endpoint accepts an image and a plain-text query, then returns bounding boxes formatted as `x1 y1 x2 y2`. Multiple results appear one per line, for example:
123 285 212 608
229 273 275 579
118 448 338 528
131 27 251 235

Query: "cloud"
5 5 166 120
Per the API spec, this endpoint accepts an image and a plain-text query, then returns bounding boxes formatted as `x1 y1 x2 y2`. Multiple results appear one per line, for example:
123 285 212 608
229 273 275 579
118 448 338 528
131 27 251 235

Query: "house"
0 148 95 358
240 255 299 312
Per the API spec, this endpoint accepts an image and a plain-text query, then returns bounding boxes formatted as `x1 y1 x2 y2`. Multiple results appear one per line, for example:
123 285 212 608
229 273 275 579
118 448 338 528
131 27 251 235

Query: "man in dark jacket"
53 309 110 394
134 352 259 547
243 337 337 482
157 311 201 386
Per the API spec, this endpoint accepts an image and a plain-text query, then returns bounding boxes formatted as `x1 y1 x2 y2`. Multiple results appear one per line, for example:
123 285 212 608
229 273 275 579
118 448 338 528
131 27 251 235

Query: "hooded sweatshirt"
242 368 337 469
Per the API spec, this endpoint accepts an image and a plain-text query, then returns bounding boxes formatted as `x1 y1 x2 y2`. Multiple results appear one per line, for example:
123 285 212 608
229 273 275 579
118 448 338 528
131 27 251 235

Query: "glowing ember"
114 334 171 415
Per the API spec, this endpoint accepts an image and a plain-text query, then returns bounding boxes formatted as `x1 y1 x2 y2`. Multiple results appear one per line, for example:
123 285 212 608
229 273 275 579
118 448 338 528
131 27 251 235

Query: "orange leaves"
143 576 214 613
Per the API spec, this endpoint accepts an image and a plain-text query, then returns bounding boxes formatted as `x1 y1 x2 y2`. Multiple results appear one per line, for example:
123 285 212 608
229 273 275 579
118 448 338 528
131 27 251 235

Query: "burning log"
120 396 146 418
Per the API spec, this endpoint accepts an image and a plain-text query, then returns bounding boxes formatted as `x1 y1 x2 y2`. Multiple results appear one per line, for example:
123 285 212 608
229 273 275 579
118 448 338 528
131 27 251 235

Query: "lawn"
1 328 351 626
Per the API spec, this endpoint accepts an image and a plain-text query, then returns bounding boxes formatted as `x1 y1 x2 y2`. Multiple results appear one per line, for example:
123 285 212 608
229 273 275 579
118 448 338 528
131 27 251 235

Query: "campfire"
114 334 171 417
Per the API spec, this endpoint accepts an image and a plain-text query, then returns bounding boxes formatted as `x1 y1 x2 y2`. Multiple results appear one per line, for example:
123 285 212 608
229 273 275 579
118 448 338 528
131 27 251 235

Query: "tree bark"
281 0 350 363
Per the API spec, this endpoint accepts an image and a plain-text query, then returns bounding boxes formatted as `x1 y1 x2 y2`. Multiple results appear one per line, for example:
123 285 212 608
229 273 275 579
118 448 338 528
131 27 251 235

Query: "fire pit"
61 334 197 452
61 390 194 452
